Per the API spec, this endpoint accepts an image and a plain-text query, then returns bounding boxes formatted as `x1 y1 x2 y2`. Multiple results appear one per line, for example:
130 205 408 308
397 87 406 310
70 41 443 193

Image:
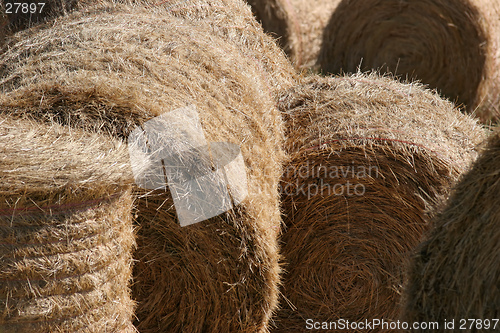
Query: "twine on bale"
0 116 136 332
273 73 485 332
402 130 500 330
318 0 500 123
0 2 297 332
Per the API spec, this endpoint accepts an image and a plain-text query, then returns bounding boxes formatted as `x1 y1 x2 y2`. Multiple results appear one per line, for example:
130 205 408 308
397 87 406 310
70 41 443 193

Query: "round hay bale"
318 0 500 123
246 0 339 70
0 116 136 332
402 130 500 330
274 73 485 331
1 0 296 94
0 2 297 332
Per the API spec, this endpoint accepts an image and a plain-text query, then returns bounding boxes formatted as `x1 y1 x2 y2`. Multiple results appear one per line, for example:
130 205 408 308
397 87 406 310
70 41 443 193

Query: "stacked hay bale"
0 116 136 332
274 73 485 332
318 0 500 123
2 0 298 89
0 1 297 332
246 0 339 69
2 0 295 99
402 130 500 331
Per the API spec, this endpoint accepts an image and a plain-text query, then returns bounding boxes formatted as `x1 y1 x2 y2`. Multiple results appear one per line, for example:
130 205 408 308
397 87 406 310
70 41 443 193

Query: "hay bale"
246 0 339 70
149 0 297 92
402 130 500 331
318 0 500 123
274 73 485 331
0 116 136 332
0 2 297 332
1 0 296 94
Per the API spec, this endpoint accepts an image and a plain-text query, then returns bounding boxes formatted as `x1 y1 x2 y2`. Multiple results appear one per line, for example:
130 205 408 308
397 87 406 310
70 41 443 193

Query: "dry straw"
402 130 500 330
2 0 296 93
0 116 136 332
245 0 294 58
274 73 485 331
0 1 297 332
246 0 339 70
318 0 500 123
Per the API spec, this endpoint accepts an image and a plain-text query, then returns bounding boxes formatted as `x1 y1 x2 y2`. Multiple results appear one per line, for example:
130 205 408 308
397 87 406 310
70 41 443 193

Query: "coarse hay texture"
0 3 295 332
318 0 500 123
245 0 294 58
145 0 298 92
286 0 339 70
473 0 500 125
0 116 134 201
246 0 339 70
1 0 297 93
0 116 136 332
0 193 137 333
273 73 486 332
402 130 500 331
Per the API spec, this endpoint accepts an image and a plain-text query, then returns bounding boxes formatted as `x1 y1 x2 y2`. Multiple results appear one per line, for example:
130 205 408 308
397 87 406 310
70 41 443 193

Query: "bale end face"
274 74 485 332
132 190 281 333
276 146 459 331
318 0 500 122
